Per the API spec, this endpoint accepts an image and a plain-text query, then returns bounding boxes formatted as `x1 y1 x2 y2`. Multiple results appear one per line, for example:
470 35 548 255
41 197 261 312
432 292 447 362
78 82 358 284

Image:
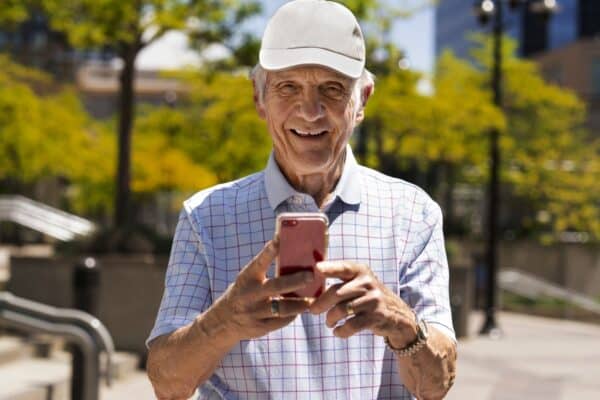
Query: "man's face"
256 65 363 178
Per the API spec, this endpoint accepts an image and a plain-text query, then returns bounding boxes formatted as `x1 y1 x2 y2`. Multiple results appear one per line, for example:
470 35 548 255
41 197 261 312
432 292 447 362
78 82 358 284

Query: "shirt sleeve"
146 209 213 347
399 199 456 342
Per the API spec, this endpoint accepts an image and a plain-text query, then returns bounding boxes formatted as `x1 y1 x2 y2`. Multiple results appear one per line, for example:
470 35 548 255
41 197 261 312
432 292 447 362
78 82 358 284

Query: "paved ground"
447 311 600 400
104 311 600 399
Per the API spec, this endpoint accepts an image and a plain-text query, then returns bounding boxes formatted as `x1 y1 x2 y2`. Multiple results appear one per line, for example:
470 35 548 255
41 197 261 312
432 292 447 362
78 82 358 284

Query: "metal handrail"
499 269 600 315
0 195 96 241
0 292 114 400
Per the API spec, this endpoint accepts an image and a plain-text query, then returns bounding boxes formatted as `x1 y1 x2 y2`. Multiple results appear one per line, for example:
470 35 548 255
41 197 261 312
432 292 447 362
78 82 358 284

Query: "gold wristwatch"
385 317 429 357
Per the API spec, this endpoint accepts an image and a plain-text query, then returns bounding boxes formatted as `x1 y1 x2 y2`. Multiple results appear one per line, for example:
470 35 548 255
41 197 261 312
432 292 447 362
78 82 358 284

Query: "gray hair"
249 64 375 113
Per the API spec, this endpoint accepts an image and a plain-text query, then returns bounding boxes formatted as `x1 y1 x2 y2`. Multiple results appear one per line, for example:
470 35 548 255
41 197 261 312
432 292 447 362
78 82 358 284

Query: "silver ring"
345 301 355 317
270 298 280 317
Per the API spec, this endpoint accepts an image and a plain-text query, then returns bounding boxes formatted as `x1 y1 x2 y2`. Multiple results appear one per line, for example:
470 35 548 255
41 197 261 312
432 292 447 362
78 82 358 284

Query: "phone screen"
276 213 328 298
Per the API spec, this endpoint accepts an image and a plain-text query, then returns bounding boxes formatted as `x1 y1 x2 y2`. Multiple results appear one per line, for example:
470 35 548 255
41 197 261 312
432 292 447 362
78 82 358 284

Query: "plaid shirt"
148 147 455 399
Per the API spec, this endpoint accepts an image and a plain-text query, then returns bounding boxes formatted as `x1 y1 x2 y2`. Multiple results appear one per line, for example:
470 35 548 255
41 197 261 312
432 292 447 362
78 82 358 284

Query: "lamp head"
530 0 559 15
473 0 495 26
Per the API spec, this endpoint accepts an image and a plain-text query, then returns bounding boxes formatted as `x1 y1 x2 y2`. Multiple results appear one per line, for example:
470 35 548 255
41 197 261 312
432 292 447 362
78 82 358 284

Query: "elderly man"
146 1 456 399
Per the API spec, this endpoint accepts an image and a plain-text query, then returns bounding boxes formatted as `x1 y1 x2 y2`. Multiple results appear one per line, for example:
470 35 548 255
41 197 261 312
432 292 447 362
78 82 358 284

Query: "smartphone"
275 212 328 299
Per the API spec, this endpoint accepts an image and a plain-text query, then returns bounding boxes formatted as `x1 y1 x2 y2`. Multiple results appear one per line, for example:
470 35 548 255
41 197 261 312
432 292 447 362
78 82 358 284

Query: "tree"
0 55 99 192
354 28 600 240
40 0 261 229
0 0 29 26
135 71 271 183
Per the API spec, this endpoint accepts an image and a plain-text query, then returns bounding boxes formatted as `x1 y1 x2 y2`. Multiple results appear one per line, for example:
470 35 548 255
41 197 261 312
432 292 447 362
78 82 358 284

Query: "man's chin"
289 153 335 174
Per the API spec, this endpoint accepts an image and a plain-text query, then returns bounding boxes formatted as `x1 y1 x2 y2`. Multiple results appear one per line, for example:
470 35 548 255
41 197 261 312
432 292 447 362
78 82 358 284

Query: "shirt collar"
264 145 362 211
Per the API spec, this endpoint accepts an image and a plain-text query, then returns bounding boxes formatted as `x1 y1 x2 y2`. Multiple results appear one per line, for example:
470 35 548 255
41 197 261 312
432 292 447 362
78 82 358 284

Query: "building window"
593 57 600 96
544 64 563 86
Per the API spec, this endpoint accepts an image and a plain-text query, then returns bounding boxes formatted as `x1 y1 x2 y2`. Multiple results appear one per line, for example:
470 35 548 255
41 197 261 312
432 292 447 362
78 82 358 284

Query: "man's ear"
355 84 374 124
252 80 267 120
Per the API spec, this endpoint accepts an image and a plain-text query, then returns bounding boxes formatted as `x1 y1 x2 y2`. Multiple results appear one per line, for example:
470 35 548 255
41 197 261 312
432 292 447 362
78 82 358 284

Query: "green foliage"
39 0 261 227
132 109 218 193
40 0 261 51
138 71 271 183
362 51 504 185
0 55 96 183
362 33 599 240
472 35 600 239
0 0 29 26
183 72 271 181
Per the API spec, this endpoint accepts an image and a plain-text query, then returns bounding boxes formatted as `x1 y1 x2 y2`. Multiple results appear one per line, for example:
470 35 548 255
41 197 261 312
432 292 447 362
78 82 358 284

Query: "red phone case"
276 213 328 298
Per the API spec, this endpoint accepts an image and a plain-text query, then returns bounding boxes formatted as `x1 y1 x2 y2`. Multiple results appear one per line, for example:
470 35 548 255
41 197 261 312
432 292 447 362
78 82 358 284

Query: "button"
291 195 303 205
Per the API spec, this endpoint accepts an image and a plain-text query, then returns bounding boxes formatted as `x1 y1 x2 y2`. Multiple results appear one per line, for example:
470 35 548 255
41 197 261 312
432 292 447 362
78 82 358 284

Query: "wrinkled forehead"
266 65 355 85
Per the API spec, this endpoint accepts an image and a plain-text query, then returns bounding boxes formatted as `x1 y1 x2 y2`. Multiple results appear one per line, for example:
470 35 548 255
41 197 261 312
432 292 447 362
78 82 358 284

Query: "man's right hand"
147 239 315 400
213 238 314 341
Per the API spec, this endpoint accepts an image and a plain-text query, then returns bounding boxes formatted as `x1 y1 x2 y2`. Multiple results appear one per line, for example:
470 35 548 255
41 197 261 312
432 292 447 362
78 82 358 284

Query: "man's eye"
322 85 345 98
278 83 298 95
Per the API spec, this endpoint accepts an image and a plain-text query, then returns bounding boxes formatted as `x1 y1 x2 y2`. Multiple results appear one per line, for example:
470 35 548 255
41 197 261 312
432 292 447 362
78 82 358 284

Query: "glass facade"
579 0 600 37
549 0 577 48
592 57 600 97
435 0 579 58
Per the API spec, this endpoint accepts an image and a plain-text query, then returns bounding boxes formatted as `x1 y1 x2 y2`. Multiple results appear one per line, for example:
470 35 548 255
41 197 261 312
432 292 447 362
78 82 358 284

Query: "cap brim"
259 47 364 79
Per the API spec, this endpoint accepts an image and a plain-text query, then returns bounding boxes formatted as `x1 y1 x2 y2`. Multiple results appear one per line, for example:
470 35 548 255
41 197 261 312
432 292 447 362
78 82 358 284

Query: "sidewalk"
447 311 600 400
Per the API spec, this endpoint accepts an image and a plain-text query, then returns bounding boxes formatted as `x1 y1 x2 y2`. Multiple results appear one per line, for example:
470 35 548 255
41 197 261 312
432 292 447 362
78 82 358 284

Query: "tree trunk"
115 46 137 229
444 163 456 234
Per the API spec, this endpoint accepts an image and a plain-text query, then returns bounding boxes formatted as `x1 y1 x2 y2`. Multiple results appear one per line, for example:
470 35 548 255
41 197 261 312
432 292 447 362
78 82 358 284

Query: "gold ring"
270 298 280 317
346 301 355 317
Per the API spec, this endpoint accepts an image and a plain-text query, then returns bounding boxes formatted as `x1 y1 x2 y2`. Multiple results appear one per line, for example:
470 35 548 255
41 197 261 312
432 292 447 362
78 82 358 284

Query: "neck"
275 152 346 208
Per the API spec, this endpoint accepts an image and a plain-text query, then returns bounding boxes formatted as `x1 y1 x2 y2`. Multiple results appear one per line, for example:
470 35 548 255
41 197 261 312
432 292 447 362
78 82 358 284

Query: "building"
0 10 78 82
435 0 598 59
434 0 599 241
435 0 600 137
534 38 600 137
0 12 191 119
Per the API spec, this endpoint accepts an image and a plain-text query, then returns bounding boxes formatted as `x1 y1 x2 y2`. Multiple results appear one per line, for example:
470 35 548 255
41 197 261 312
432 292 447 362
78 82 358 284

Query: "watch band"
385 319 429 357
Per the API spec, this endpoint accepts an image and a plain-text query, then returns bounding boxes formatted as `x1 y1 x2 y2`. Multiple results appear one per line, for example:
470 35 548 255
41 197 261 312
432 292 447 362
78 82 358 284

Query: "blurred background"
0 0 599 399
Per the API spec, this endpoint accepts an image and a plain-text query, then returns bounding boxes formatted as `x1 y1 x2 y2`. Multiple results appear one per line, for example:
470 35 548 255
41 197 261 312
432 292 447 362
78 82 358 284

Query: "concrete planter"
7 254 168 356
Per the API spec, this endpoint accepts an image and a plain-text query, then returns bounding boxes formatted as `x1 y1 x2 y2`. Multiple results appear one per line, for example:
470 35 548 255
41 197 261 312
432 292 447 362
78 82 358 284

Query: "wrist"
194 298 240 348
386 309 418 348
385 313 429 358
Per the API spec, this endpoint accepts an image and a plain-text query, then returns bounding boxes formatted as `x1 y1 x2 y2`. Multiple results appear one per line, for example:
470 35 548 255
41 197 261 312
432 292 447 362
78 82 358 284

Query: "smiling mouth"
290 128 328 138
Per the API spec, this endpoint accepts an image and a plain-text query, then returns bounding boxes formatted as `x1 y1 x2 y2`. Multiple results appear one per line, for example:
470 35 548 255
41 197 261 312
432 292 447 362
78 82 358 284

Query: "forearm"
147 298 238 400
395 326 457 400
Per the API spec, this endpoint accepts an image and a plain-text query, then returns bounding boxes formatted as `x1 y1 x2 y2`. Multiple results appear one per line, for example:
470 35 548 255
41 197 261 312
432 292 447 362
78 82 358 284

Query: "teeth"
293 129 325 136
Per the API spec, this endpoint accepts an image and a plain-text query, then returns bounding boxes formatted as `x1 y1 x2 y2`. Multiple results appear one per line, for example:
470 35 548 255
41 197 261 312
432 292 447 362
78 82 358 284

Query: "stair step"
102 351 140 380
0 334 144 399
50 350 140 380
0 336 32 367
0 358 70 400
100 371 155 400
100 371 199 400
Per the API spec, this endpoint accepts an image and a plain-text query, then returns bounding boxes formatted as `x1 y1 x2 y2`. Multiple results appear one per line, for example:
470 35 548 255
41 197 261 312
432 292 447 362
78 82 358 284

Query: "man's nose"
298 89 324 122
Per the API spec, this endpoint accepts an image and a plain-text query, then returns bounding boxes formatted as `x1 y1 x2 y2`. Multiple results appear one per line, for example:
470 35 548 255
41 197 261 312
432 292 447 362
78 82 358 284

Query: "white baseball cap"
259 0 366 78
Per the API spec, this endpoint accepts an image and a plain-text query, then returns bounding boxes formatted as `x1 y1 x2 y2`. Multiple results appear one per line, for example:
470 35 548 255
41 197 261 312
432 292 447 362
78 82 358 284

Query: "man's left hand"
309 261 417 349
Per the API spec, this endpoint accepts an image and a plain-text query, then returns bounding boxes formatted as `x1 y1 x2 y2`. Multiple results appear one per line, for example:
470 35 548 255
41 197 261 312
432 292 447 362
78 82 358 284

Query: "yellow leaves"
175 71 271 182
0 0 28 25
131 132 217 193
129 71 270 192
0 59 96 183
41 0 143 47
363 51 504 174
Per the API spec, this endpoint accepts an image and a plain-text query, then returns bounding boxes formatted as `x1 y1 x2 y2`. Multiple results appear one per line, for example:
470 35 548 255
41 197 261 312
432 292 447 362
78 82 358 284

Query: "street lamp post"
472 0 558 337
